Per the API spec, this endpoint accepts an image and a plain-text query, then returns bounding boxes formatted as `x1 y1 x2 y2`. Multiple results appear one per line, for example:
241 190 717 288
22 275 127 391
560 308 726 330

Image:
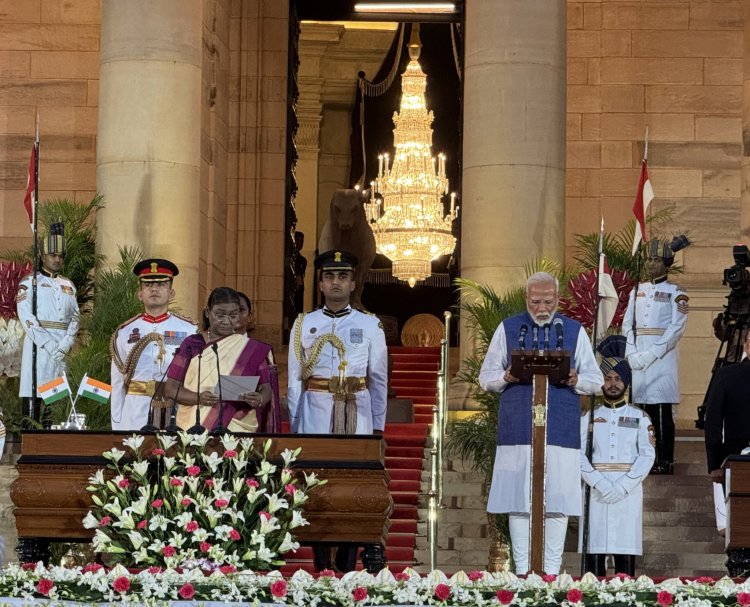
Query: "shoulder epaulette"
114 314 141 333
171 311 198 326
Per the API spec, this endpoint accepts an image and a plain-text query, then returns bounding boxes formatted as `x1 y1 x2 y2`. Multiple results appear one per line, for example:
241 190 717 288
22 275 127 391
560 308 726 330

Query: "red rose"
151 499 163 508
497 589 515 605
285 483 296 495
178 583 195 600
137 520 148 529
118 478 130 488
151 448 166 456
100 516 112 526
36 578 54 596
468 570 483 581
215 498 229 509
181 497 192 506
113 576 131 593
224 449 237 458
657 590 674 606
83 563 103 573
186 465 201 476
434 583 451 600
170 477 183 486
199 541 211 553
542 574 557 583
270 580 287 598
319 568 335 578
245 478 259 488
185 520 199 533
353 586 368 601
205 479 215 487
696 577 714 584
219 565 237 575
148 566 162 574
259 511 271 521
615 573 630 581
21 563 36 571
229 529 241 541
162 546 176 557
738 593 750 606
395 572 410 582
566 589 583 603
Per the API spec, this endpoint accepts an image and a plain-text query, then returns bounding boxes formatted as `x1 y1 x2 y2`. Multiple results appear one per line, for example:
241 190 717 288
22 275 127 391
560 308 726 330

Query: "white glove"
602 483 627 504
593 478 614 501
627 350 657 371
42 341 60 356
52 348 66 362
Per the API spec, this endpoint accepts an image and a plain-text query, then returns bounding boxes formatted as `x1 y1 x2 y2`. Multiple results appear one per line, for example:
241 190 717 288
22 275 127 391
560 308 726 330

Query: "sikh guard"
16 222 80 417
622 235 690 474
580 335 655 577
110 259 196 430
287 249 388 571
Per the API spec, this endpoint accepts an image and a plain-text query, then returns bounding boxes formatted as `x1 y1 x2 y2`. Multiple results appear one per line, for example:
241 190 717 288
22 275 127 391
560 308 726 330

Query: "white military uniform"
16 271 80 397
110 312 196 430
287 306 388 434
579 403 655 554
622 279 688 404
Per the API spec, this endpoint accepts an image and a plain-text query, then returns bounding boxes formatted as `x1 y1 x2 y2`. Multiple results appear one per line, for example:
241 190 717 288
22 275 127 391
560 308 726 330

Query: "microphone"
531 325 539 350
543 324 550 351
554 318 564 350
140 362 173 433
518 324 529 349
210 342 227 435
187 352 205 434
164 347 182 433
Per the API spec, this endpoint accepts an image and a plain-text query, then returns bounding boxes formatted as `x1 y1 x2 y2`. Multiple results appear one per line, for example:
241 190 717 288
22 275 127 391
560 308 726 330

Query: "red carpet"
280 346 439 575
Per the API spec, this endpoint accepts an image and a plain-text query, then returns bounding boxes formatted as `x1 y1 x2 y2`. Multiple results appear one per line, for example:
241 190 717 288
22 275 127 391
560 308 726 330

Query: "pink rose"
615 573 630 580
259 511 271 521
148 566 162 574
21 563 36 571
284 483 296 495
181 497 192 506
497 589 515 605
215 498 229 509
224 449 237 459
245 478 259 488
83 563 103 573
199 541 211 553
170 477 183 487
270 579 287 598
657 590 674 606
353 586 368 601
319 568 335 578
566 589 583 603
696 576 714 584
118 478 130 488
434 583 451 600
113 576 131 593
178 583 195 599
205 479 215 487
468 570 483 582
185 520 199 533
137 520 147 529
151 499 163 508
151 448 166 456
395 572 410 582
219 565 237 575
738 593 750 607
543 574 557 583
99 516 112 526
186 465 201 477
36 578 54 596
229 529 241 541
162 546 176 557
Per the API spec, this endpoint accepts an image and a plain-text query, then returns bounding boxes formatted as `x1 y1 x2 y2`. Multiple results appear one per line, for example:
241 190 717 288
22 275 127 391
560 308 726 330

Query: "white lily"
122 434 145 452
280 447 300 467
103 448 126 463
278 532 298 553
82 512 99 529
265 493 288 514
87 470 106 486
221 434 239 451
290 511 308 529
127 530 146 549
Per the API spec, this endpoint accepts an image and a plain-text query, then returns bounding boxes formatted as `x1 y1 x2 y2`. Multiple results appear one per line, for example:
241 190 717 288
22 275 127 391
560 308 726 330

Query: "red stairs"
280 346 439 575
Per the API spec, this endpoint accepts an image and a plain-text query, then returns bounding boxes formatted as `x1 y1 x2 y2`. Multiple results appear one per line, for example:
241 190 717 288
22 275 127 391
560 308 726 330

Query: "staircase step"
393 505 419 519
384 423 430 436
643 497 713 512
390 378 437 388
386 446 426 459
384 435 428 447
389 346 441 356
414 413 434 424
642 539 725 553
388 478 422 495
390 520 418 534
386 457 424 470
393 387 438 398
391 362 439 372
387 469 422 482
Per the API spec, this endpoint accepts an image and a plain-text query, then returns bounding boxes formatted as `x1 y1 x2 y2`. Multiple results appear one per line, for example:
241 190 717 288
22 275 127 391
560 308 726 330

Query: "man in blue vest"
479 272 603 574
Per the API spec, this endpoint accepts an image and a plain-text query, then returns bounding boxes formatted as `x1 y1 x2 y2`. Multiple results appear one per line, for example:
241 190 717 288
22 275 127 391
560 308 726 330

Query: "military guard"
16 222 80 419
580 335 655 577
287 249 388 571
623 235 690 474
110 259 197 430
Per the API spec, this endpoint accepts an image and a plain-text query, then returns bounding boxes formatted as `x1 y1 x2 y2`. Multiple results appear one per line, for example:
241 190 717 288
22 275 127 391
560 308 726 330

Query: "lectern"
510 347 570 574
724 454 750 576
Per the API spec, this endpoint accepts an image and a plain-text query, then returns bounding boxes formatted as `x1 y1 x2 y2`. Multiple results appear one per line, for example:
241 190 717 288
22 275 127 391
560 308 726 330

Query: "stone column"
460 0 567 357
96 0 202 315
743 0 750 243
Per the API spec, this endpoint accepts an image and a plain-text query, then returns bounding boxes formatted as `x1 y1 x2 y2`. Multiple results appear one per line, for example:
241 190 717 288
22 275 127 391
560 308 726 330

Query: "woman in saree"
163 286 281 433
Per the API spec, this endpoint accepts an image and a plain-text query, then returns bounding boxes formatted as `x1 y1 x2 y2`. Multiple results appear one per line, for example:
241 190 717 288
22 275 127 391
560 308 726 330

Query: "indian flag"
38 376 71 405
77 374 112 404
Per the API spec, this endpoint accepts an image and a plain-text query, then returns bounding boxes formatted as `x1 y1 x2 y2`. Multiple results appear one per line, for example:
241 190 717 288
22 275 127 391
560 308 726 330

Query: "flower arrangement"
1 566 750 606
83 432 325 571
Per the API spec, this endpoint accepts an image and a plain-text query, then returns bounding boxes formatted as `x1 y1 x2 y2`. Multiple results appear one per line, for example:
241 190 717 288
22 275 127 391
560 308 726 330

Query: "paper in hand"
218 375 260 401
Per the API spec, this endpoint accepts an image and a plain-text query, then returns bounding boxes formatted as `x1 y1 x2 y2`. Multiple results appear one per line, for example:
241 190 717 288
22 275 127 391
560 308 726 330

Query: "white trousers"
509 512 568 575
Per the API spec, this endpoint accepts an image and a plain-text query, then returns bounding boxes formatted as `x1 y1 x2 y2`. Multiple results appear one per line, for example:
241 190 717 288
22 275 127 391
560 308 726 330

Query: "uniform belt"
127 380 163 397
593 463 632 472
39 320 68 330
304 376 367 393
637 328 665 336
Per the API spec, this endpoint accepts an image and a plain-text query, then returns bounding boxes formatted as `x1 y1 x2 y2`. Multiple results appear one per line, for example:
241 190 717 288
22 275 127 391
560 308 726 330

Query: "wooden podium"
510 348 570 574
723 455 750 576
10 431 393 570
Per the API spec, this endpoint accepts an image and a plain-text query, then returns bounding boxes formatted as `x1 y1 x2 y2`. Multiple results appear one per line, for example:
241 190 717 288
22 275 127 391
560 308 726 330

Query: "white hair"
526 271 559 293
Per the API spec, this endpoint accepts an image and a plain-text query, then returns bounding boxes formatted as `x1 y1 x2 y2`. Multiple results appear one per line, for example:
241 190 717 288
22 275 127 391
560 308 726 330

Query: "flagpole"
630 128 648 403
30 115 40 423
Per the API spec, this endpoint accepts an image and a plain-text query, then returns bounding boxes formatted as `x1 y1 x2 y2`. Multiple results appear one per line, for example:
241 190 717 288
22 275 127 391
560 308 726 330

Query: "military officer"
16 222 80 419
110 259 196 431
287 249 388 571
622 235 690 474
580 336 655 577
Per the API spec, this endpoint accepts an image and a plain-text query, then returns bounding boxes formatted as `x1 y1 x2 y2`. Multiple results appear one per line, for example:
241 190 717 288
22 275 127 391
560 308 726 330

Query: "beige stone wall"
0 0 100 252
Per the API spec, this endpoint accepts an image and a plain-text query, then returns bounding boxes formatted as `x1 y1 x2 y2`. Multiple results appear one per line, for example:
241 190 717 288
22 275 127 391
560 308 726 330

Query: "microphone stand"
140 364 173 433
187 352 205 434
210 342 227 435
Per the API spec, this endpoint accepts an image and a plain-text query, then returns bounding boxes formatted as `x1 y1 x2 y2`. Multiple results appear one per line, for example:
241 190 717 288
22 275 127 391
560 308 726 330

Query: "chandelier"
365 25 457 288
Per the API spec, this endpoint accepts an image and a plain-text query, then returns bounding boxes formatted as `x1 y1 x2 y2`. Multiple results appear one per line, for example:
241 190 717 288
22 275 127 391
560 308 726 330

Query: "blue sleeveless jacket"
496 312 583 449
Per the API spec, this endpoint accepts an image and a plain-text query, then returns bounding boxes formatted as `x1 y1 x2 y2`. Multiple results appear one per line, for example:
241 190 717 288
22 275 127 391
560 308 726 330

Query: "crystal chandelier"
365 25 458 288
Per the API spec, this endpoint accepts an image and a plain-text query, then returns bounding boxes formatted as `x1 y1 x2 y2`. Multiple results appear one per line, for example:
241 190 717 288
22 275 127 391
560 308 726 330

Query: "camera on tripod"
696 244 750 429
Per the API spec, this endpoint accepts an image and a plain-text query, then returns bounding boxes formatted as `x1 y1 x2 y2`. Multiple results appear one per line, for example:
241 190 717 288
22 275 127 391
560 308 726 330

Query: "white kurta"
579 403 655 554
622 280 687 404
480 316 604 515
16 272 80 397
110 313 196 430
287 307 388 434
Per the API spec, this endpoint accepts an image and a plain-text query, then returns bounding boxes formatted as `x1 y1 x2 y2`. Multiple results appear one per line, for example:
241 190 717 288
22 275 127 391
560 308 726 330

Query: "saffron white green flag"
77 373 112 404
37 375 71 405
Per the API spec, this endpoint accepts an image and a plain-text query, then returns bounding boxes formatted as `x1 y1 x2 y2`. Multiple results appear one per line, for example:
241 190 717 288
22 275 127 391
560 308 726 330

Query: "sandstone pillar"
743 0 750 243
460 0 567 359
96 0 202 315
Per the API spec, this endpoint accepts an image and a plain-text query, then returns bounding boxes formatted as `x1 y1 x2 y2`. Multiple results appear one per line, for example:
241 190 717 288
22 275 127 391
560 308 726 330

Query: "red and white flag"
631 159 654 255
23 144 36 232
597 253 618 339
